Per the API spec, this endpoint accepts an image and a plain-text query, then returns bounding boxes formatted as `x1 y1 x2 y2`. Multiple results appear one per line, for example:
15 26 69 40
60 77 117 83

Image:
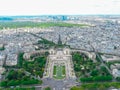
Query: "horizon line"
0 14 120 17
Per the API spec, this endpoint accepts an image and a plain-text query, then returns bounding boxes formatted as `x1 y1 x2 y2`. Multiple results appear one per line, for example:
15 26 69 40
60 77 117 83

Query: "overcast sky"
0 0 120 15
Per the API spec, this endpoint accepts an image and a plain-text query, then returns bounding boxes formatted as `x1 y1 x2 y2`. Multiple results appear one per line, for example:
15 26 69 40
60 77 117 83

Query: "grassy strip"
44 87 51 90
62 66 66 75
53 66 56 75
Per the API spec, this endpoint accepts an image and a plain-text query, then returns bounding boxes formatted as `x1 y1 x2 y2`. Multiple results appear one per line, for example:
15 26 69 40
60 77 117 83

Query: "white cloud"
0 0 120 15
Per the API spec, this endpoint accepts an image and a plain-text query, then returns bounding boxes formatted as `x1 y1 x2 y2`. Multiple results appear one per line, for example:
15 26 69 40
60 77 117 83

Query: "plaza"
43 47 76 80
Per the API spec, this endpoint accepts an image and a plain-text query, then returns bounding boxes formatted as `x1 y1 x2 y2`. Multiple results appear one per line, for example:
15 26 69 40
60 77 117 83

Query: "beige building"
101 55 120 62
43 47 76 79
6 54 18 66
0 55 6 80
0 44 4 48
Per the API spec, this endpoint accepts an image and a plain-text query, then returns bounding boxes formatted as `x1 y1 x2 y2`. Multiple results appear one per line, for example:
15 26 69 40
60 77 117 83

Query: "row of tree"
80 75 112 82
71 82 120 90
0 87 35 90
0 78 41 87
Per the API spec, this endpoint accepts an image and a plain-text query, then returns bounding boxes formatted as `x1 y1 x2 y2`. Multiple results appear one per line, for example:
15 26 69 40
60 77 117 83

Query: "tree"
17 70 25 79
80 77 93 82
7 70 17 80
100 66 110 75
45 52 49 56
0 81 7 87
44 87 51 90
90 69 98 76
93 76 112 82
21 79 39 85
17 53 24 68
7 80 19 86
116 77 120 81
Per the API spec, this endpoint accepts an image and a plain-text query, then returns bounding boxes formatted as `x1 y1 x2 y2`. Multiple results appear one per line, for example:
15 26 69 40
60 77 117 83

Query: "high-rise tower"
58 34 62 45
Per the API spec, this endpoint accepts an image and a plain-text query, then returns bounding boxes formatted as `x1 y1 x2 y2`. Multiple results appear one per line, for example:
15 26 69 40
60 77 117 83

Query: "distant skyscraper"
61 16 67 21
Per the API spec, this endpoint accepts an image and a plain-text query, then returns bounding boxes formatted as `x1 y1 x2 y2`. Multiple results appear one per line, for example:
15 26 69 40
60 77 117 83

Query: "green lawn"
53 65 66 79
0 22 90 30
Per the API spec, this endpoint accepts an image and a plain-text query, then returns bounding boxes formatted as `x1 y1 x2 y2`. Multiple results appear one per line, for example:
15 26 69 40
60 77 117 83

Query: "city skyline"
0 0 120 16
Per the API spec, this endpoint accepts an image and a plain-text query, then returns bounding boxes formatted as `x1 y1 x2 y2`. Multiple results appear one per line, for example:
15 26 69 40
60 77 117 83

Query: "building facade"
43 47 76 79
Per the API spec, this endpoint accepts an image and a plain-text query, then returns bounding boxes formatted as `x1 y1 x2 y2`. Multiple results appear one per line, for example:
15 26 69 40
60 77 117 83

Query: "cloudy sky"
0 0 120 15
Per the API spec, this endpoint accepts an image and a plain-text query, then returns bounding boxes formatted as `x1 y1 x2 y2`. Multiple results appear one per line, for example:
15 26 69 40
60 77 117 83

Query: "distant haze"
0 0 120 15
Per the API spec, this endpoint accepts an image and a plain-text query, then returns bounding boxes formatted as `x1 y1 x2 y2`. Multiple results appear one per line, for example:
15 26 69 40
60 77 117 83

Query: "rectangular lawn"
53 65 66 79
